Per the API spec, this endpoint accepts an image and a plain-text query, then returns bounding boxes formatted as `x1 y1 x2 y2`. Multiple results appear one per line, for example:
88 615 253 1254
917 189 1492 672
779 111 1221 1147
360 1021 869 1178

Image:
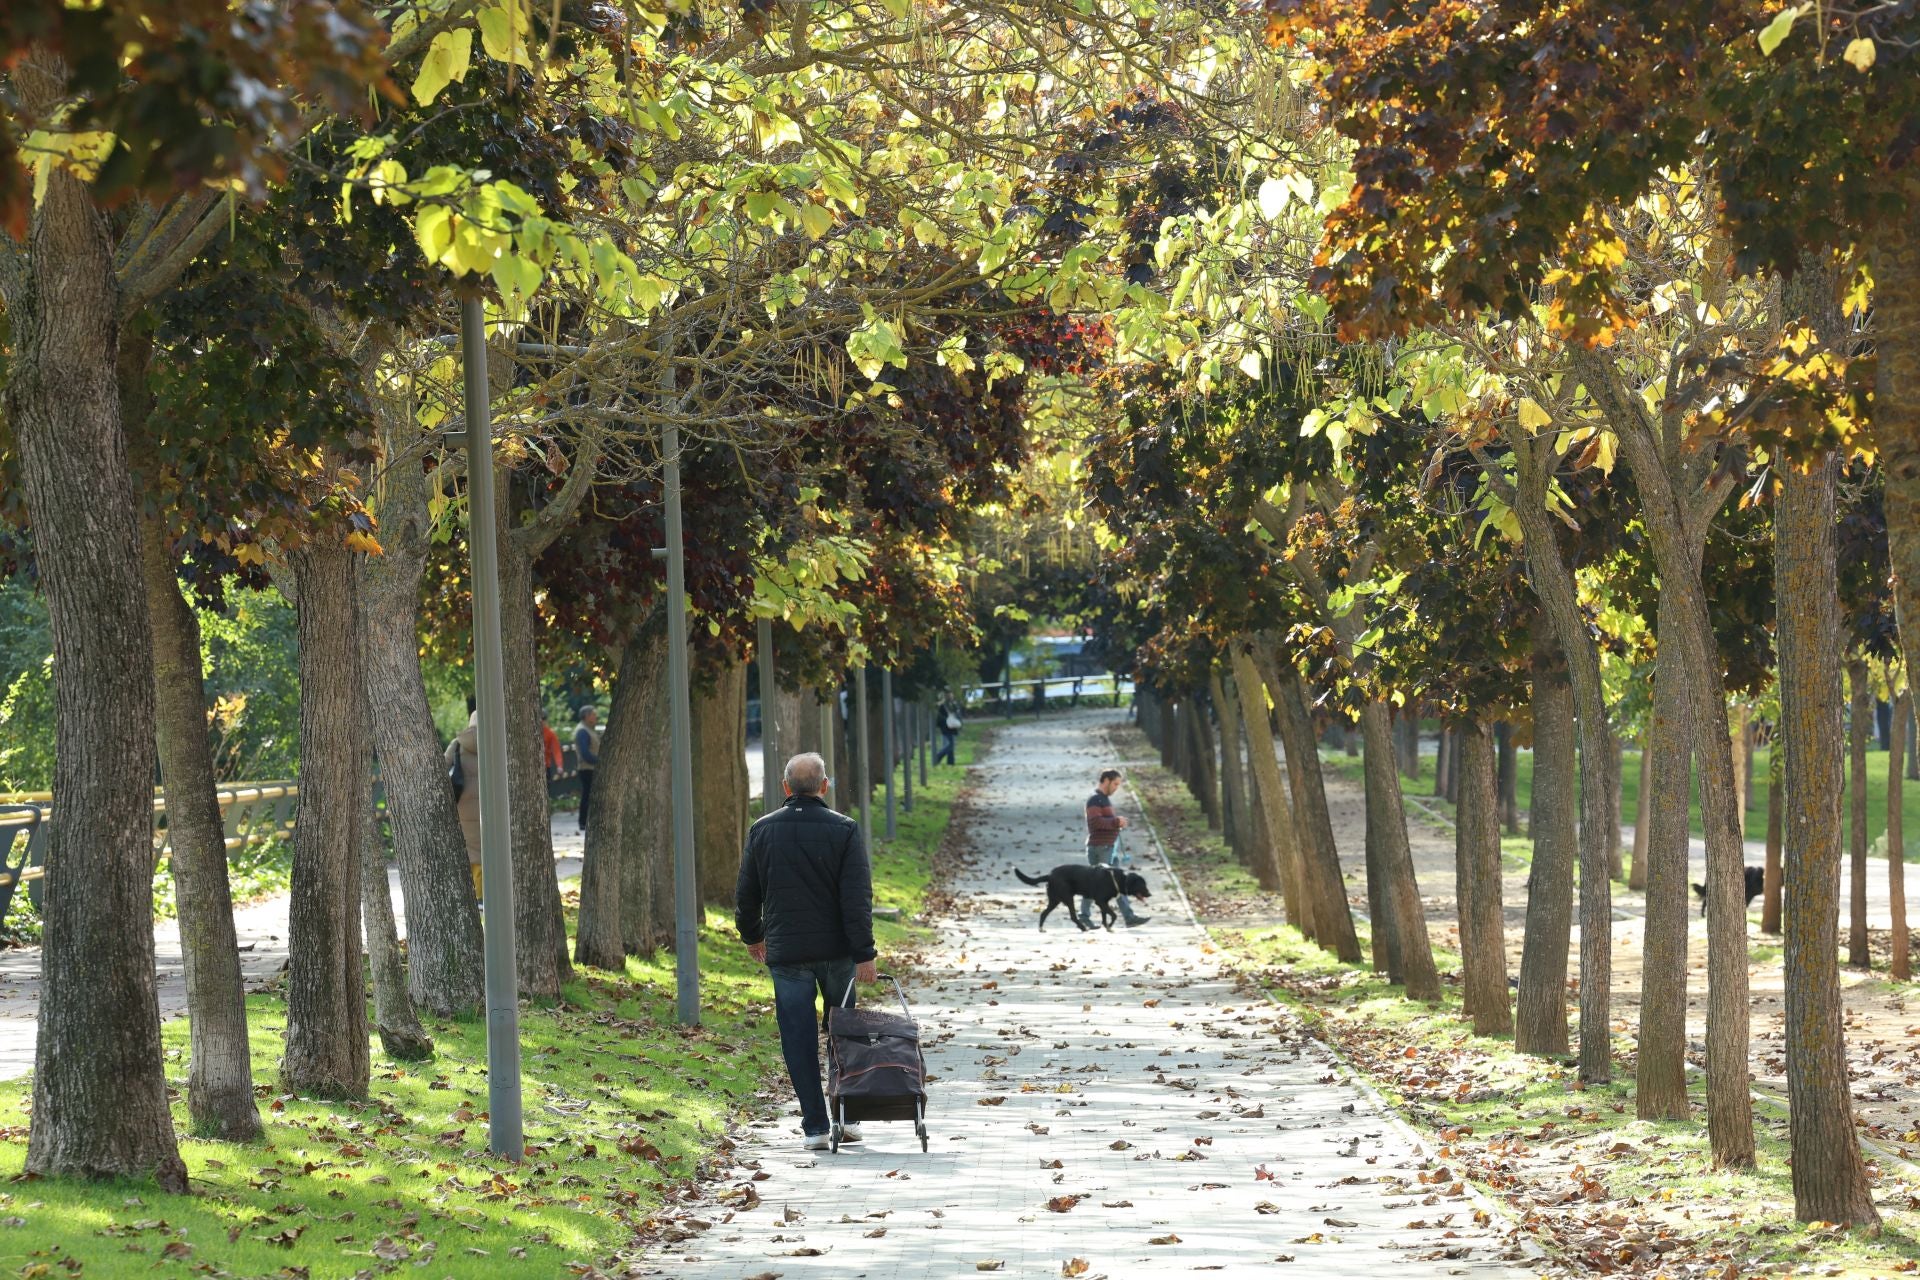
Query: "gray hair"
783 752 828 796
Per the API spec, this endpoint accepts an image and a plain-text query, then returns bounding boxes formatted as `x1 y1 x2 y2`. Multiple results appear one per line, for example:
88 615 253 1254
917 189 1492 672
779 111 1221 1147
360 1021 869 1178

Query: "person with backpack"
935 696 962 766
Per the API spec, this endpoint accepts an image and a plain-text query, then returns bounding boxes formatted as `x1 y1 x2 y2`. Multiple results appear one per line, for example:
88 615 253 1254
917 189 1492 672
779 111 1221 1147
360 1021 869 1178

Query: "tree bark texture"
1777 452 1880 1225
282 537 372 1099
358 406 484 1018
125 329 262 1143
1433 729 1451 800
1228 647 1298 910
496 489 569 1000
1455 724 1512 1036
1211 669 1248 860
1259 647 1361 962
694 657 749 903
1396 707 1421 779
1891 691 1911 984
1630 736 1651 892
619 629 674 955
362 794 432 1061
1870 206 1920 820
1637 600 1694 1121
1849 658 1872 968
1495 723 1519 836
1362 751 1397 978
576 624 647 969
1360 701 1442 1001
1517 620 1576 1057
7 149 187 1187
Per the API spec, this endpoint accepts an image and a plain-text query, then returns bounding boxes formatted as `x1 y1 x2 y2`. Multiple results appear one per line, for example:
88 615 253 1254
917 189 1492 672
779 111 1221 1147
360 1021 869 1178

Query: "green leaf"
414 205 454 265
478 0 534 66
1756 4 1807 56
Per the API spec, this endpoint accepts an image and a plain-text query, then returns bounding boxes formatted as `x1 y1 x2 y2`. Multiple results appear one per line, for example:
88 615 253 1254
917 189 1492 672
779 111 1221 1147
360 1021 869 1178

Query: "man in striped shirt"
1079 769 1149 927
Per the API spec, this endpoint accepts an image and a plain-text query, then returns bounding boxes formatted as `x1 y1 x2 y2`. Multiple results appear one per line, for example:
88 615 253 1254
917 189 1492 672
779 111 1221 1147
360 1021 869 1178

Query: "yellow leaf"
1516 397 1553 432
1843 37 1876 71
411 28 473 107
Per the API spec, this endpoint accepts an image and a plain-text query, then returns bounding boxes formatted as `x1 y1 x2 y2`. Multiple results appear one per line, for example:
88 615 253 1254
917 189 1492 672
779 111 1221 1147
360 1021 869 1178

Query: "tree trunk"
1456 724 1511 1035
1849 657 1872 968
1517 619 1576 1057
1362 746 1397 978
1433 728 1451 799
1396 707 1421 779
126 333 261 1142
1730 702 1752 834
5 122 186 1188
1607 735 1625 882
1630 735 1651 892
1186 691 1220 830
1762 769 1784 936
1495 723 1519 836
282 536 372 1099
695 656 749 903
1259 648 1361 962
496 496 569 1001
1211 669 1248 860
358 415 484 1018
1777 451 1880 1226
1360 700 1441 1001
1228 646 1298 911
1891 691 1911 984
578 619 657 969
362 790 432 1061
1638 618 1693 1121
620 629 674 955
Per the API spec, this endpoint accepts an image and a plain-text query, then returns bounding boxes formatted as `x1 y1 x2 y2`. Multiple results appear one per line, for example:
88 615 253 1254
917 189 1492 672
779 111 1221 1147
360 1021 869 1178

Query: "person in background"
735 752 877 1151
1078 768 1149 928
573 706 602 833
935 695 961 766
445 711 482 899
541 712 564 785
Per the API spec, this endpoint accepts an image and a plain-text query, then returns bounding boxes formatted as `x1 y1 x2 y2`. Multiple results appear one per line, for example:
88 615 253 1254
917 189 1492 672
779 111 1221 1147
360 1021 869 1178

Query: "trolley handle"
841 971 911 1018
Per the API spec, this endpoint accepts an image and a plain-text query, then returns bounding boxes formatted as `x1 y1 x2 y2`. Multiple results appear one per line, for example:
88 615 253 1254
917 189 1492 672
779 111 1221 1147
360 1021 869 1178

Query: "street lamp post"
882 668 897 839
758 618 779 815
660 417 701 1027
457 295 524 1161
854 665 872 849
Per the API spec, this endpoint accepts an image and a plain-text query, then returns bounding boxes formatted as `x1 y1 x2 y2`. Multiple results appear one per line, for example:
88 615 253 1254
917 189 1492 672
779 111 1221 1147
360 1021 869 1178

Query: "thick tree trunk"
1849 658 1872 968
1517 620 1576 1057
6 130 185 1188
1362 749 1397 978
1762 768 1784 936
1228 646 1297 909
619 629 674 955
282 537 372 1099
1606 736 1625 881
125 328 262 1143
578 620 657 969
1456 724 1511 1035
358 418 484 1018
1777 452 1880 1225
1730 702 1752 833
1432 728 1451 799
1891 691 1911 984
695 656 750 902
1396 707 1421 779
362 793 432 1061
1259 648 1361 962
1638 601 1693 1121
1360 701 1441 1000
496 501 569 1001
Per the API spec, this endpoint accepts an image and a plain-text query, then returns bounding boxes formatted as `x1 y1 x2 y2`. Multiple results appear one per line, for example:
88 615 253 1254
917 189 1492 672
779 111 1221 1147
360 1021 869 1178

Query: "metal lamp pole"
854 665 872 849
659 417 701 1027
882 668 896 840
458 295 524 1161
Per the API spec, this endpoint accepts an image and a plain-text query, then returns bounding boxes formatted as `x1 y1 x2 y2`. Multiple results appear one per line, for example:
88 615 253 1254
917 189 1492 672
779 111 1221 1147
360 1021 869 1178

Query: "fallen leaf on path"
1254 1201 1281 1215
1047 1195 1083 1213
976 1262 1005 1272
976 1097 1006 1107
1148 1233 1181 1245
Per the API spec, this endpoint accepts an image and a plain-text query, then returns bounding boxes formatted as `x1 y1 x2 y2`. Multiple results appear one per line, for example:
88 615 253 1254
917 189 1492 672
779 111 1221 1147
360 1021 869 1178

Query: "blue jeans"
769 957 856 1136
935 730 957 765
1077 836 1142 925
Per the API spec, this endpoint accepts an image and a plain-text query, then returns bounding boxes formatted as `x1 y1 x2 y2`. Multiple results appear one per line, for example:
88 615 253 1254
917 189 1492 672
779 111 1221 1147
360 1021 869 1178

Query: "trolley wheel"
916 1122 928 1153
830 1123 841 1154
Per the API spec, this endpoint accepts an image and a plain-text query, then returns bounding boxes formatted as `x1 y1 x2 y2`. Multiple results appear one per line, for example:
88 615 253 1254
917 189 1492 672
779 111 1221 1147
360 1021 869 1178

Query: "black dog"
1015 864 1151 931
1691 865 1765 916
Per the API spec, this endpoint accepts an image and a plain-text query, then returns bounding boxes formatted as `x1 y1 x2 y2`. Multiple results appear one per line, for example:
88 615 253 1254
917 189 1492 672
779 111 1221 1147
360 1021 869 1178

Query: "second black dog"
1015 864 1151 931
1691 865 1765 916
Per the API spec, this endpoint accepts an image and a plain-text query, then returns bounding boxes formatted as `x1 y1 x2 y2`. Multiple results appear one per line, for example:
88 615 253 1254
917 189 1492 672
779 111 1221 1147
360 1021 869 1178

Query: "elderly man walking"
736 752 878 1150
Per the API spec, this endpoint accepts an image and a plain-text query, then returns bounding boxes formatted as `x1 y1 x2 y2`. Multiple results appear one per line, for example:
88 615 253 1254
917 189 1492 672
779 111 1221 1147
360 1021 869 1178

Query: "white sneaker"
803 1133 831 1151
839 1123 864 1144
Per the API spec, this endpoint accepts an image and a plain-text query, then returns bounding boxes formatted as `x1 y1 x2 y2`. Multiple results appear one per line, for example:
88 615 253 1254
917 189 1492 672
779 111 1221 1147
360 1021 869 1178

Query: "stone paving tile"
644 711 1538 1280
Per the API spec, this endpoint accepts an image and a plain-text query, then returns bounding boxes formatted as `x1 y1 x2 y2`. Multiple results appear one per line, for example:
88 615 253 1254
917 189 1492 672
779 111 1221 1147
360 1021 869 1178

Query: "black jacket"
734 794 876 966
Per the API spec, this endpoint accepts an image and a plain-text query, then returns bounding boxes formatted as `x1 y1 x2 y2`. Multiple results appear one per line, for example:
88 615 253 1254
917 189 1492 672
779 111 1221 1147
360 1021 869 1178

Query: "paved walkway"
642 709 1534 1279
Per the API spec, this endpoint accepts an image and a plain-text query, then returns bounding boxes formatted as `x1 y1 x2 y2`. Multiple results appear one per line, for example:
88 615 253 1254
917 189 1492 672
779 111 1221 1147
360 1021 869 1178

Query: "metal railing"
962 674 1134 717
